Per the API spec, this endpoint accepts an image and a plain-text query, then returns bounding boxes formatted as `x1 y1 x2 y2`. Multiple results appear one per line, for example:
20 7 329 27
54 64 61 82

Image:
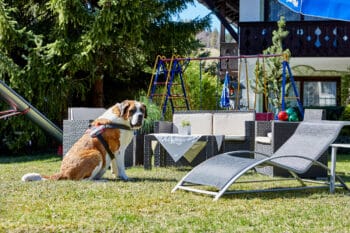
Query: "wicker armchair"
255 121 299 156
254 109 328 178
63 107 106 155
63 107 134 167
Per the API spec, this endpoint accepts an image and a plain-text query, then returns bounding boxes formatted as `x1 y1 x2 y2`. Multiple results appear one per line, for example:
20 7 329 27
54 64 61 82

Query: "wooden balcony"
239 21 350 57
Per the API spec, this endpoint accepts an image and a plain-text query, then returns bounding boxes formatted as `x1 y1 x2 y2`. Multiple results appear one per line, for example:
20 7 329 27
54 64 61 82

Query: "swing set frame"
147 53 303 117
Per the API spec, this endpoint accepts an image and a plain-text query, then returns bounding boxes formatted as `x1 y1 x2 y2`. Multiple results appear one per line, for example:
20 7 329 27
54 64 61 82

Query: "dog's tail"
21 173 45 182
21 173 62 182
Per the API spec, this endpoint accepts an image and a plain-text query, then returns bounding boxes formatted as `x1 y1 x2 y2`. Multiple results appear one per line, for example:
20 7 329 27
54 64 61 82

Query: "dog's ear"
112 101 129 118
120 100 131 119
141 104 147 119
112 104 122 117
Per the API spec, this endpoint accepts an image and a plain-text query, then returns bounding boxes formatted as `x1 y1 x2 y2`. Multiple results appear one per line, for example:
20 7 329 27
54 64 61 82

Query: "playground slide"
0 80 62 143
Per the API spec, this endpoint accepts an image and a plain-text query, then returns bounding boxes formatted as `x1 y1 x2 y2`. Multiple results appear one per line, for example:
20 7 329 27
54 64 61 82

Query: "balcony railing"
239 21 350 57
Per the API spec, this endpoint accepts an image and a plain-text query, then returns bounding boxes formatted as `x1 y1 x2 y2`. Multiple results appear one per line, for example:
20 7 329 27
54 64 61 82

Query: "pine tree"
251 16 291 112
341 70 350 105
0 0 210 152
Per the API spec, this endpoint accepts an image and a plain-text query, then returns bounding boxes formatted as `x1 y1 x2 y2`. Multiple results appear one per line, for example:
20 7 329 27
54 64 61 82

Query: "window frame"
264 0 327 22
294 76 341 107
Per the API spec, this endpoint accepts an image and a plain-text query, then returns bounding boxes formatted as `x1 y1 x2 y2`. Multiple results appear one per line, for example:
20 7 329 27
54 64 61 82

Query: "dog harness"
89 123 132 160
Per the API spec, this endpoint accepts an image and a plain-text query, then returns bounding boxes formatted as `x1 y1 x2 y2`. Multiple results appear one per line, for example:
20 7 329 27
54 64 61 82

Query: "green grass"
1 154 350 233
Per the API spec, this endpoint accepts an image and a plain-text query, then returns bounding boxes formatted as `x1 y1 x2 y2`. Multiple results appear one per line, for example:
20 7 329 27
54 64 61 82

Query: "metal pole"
199 60 202 110
0 80 62 142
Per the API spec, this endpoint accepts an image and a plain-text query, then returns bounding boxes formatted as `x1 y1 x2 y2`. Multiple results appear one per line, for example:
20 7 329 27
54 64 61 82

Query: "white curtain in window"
304 81 336 106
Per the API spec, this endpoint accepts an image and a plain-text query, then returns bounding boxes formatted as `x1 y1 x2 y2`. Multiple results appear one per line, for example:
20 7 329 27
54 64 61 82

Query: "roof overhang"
198 0 239 41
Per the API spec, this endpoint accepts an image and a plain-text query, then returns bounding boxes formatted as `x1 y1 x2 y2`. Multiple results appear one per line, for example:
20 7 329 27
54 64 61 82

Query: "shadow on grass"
100 177 178 183
218 154 350 200
0 154 178 183
337 173 350 183
216 172 350 200
335 153 350 162
220 186 350 201
0 153 61 164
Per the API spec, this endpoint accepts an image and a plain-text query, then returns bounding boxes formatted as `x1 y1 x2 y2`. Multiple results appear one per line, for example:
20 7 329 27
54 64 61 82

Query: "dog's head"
118 100 147 129
96 100 147 130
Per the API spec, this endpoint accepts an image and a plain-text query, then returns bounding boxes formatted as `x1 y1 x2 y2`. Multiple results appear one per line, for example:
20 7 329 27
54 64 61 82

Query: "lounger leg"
330 146 337 193
288 171 306 187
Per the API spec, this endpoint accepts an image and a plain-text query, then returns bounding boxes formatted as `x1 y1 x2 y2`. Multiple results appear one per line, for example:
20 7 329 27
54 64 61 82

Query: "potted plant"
179 120 191 135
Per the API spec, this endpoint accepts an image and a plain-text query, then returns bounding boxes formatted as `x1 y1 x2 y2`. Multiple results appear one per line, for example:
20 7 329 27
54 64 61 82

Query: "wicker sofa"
165 110 255 152
148 110 255 168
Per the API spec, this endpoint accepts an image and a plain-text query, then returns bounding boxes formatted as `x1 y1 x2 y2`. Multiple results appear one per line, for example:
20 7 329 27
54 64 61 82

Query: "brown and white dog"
21 100 146 182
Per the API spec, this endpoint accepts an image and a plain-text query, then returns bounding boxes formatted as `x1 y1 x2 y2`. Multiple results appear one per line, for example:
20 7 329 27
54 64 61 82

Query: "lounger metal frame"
172 150 349 201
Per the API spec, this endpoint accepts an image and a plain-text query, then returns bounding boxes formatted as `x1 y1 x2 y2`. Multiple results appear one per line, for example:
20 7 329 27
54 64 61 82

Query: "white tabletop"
150 133 224 162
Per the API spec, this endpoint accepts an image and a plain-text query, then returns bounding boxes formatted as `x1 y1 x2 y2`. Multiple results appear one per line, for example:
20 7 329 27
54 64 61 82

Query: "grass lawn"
1 153 350 232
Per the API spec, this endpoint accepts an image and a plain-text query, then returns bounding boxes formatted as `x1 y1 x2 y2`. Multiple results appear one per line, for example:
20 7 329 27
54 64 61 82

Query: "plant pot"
179 125 191 135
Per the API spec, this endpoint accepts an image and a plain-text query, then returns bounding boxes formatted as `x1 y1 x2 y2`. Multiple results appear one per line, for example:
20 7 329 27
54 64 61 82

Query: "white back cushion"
173 113 213 135
213 112 255 136
68 108 106 120
303 109 325 121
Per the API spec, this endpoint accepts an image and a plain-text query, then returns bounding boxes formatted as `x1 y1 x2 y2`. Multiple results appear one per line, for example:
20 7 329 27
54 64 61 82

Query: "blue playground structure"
148 54 304 119
147 55 191 118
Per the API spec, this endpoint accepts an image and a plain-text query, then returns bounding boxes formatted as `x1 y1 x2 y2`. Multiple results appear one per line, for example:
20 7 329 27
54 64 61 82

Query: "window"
303 81 337 106
267 0 300 21
265 0 327 22
291 77 340 107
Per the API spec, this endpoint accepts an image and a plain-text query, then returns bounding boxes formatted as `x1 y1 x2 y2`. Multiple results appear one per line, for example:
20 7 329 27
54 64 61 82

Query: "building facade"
200 0 350 114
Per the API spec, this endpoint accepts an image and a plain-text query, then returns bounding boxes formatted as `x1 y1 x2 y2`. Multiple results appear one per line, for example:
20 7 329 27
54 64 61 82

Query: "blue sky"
175 1 221 31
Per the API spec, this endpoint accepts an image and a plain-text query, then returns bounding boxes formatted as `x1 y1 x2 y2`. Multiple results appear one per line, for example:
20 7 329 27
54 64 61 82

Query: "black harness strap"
96 134 116 160
89 123 132 160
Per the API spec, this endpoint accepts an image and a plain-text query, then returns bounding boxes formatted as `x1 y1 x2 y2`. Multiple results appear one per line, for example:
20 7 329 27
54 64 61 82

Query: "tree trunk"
92 75 104 107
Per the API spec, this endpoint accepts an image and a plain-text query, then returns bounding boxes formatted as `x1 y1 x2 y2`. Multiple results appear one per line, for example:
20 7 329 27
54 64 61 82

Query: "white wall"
290 57 350 73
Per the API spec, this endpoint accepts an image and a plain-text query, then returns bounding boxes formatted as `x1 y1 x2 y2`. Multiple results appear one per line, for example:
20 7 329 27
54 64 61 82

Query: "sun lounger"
172 121 350 200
